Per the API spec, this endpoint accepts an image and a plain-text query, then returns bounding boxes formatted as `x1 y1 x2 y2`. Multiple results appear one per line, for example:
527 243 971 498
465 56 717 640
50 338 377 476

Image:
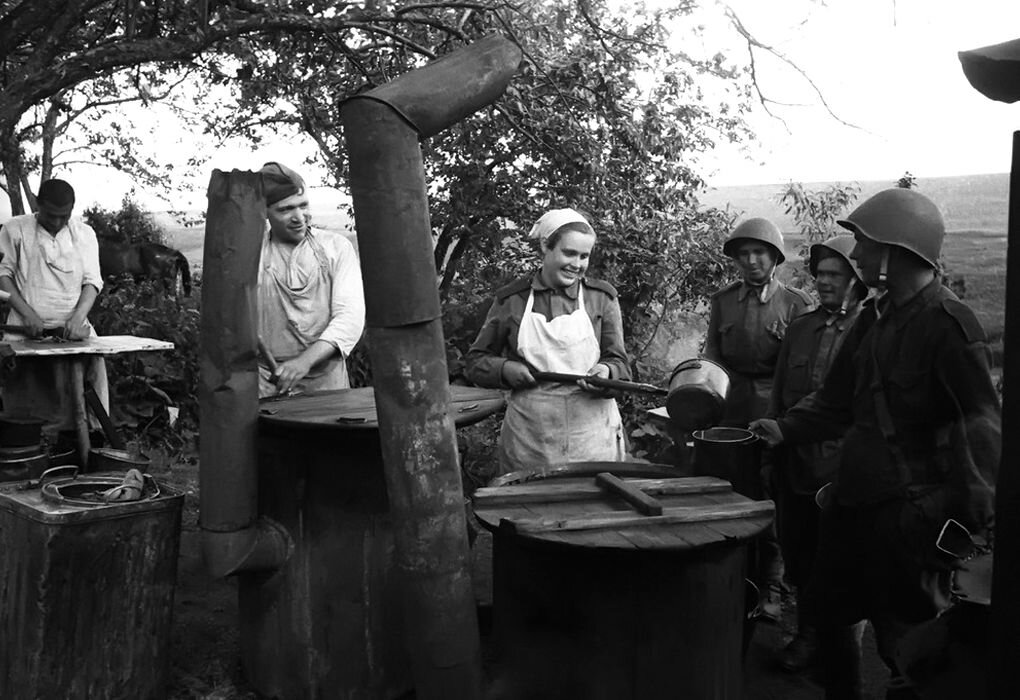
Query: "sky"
690 0 1020 186
8 0 1020 215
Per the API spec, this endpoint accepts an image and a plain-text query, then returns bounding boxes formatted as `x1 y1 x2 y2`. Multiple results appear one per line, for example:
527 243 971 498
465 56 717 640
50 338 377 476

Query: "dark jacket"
769 303 862 494
778 279 999 536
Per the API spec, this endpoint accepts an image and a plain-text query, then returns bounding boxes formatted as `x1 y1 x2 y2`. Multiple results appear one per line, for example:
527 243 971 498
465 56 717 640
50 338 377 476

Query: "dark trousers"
804 499 940 699
774 477 820 631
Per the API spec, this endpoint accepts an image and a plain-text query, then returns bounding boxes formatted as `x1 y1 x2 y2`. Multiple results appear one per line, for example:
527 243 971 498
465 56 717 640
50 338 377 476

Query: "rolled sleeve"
0 223 19 280
76 222 103 292
317 235 365 357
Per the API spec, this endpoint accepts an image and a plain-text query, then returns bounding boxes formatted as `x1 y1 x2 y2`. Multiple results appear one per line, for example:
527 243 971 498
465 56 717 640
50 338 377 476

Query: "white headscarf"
528 208 594 248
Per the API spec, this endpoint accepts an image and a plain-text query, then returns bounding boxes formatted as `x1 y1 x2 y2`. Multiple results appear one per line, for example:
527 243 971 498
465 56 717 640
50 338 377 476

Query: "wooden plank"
5 335 173 357
501 500 775 535
471 476 731 507
594 472 663 516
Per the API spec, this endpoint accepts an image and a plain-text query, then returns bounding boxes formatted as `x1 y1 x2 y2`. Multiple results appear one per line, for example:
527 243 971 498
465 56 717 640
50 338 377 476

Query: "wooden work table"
1 335 175 466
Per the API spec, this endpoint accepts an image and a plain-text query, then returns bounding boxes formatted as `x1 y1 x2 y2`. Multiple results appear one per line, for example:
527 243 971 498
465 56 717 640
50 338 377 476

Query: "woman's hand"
501 360 537 389
578 363 611 395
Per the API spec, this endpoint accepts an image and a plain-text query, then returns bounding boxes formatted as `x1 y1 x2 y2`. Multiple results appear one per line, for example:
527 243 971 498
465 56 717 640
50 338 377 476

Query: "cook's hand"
63 313 89 341
749 418 784 447
22 309 45 338
501 360 537 389
579 363 611 394
273 356 313 394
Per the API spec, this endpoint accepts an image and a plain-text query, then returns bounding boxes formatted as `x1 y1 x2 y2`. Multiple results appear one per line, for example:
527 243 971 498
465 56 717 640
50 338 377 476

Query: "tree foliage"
211 1 751 381
0 0 484 212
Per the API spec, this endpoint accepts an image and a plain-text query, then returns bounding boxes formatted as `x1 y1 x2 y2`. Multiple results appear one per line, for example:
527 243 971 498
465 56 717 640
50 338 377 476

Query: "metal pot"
0 450 50 483
690 426 762 499
88 448 151 472
0 414 45 447
665 359 730 432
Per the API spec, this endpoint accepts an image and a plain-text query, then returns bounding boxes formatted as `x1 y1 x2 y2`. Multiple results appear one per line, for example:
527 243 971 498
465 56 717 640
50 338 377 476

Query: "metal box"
0 472 183 700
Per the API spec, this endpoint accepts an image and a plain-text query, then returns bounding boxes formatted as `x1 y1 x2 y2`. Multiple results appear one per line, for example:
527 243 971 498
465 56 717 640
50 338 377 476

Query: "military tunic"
768 302 861 588
704 278 813 426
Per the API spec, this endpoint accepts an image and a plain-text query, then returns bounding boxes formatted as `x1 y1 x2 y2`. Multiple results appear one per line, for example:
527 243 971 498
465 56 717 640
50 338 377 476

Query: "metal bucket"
665 359 730 432
691 426 762 499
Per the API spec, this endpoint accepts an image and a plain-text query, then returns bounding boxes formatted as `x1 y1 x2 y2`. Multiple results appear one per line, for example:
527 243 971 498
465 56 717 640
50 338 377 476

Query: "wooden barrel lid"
472 468 773 551
258 385 505 432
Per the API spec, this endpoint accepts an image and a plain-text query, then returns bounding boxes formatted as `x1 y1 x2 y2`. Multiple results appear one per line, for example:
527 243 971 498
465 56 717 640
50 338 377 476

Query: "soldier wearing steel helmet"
751 189 1000 699
705 217 814 428
766 234 868 673
704 216 813 622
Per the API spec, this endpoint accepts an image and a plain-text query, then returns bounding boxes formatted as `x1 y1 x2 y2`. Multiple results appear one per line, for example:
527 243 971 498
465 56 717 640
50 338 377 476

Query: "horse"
98 239 192 297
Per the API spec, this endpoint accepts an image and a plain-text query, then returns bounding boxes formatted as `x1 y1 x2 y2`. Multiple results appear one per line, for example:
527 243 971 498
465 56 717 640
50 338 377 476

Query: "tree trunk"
1 125 27 215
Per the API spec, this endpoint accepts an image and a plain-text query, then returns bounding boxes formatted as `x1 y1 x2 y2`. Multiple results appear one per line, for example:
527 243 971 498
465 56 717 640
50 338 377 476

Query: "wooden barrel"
243 385 504 700
472 463 773 700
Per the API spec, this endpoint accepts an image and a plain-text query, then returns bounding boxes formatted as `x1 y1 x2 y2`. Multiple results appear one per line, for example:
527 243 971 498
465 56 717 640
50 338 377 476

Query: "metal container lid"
0 469 182 524
472 463 773 551
258 385 505 432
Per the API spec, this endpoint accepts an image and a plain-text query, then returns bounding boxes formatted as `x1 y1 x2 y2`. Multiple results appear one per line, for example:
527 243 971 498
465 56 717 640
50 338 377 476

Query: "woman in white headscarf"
464 208 629 474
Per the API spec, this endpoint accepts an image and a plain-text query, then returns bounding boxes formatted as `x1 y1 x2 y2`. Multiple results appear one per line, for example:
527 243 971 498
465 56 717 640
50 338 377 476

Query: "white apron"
257 233 348 398
498 285 626 474
2 222 108 436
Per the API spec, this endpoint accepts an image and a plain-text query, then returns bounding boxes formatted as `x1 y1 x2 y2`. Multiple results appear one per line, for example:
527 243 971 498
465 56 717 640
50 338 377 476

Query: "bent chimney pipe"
341 34 522 700
198 170 289 577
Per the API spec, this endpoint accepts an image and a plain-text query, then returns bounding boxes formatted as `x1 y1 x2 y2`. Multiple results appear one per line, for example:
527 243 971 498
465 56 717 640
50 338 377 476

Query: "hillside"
698 172 1010 234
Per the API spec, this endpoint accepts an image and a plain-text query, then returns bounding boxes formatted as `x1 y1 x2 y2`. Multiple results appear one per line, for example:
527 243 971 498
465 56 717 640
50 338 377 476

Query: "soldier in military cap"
256 162 365 397
767 234 867 672
465 208 629 474
751 189 1000 699
704 216 813 621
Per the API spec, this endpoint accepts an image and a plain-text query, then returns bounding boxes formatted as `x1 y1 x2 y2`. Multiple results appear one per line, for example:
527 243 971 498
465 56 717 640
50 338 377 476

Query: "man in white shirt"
0 178 108 437
256 162 365 397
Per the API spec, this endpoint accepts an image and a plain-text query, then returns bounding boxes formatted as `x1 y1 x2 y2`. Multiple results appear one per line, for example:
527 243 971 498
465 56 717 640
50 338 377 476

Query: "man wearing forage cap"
464 207 630 474
256 162 365 397
0 178 109 443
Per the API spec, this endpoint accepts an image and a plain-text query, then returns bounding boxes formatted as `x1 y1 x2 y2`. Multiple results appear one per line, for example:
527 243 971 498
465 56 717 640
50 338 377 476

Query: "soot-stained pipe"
341 34 522 700
199 170 289 578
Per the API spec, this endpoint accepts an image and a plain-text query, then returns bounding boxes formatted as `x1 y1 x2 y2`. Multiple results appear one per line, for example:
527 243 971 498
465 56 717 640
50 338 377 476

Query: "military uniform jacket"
777 279 999 534
768 303 862 494
704 278 813 426
464 273 631 388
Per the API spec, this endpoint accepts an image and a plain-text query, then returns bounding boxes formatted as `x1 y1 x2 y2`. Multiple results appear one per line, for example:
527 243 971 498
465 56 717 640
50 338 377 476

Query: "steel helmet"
722 217 786 264
837 189 944 268
809 234 864 285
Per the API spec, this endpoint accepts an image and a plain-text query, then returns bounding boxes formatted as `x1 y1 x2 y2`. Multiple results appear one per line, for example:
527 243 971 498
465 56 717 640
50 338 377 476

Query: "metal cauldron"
665 359 730 431
691 426 762 499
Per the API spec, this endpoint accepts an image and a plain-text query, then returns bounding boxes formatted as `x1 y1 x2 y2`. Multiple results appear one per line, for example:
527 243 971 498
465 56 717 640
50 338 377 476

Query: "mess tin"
666 358 730 431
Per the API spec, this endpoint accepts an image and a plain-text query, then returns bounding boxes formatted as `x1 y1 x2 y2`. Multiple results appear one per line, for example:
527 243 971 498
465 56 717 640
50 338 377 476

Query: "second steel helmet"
722 217 786 264
809 234 865 286
836 188 944 268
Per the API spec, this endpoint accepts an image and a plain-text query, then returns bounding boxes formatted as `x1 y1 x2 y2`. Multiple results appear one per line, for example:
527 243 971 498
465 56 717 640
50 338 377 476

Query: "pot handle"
675 358 703 371
18 464 79 491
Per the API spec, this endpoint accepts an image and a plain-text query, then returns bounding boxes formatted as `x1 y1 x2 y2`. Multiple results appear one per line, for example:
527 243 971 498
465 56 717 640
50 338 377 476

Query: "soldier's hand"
501 360 537 390
749 418 784 447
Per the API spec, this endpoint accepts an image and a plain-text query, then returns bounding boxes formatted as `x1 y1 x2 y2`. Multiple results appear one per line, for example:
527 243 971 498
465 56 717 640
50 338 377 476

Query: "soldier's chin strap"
745 262 777 302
